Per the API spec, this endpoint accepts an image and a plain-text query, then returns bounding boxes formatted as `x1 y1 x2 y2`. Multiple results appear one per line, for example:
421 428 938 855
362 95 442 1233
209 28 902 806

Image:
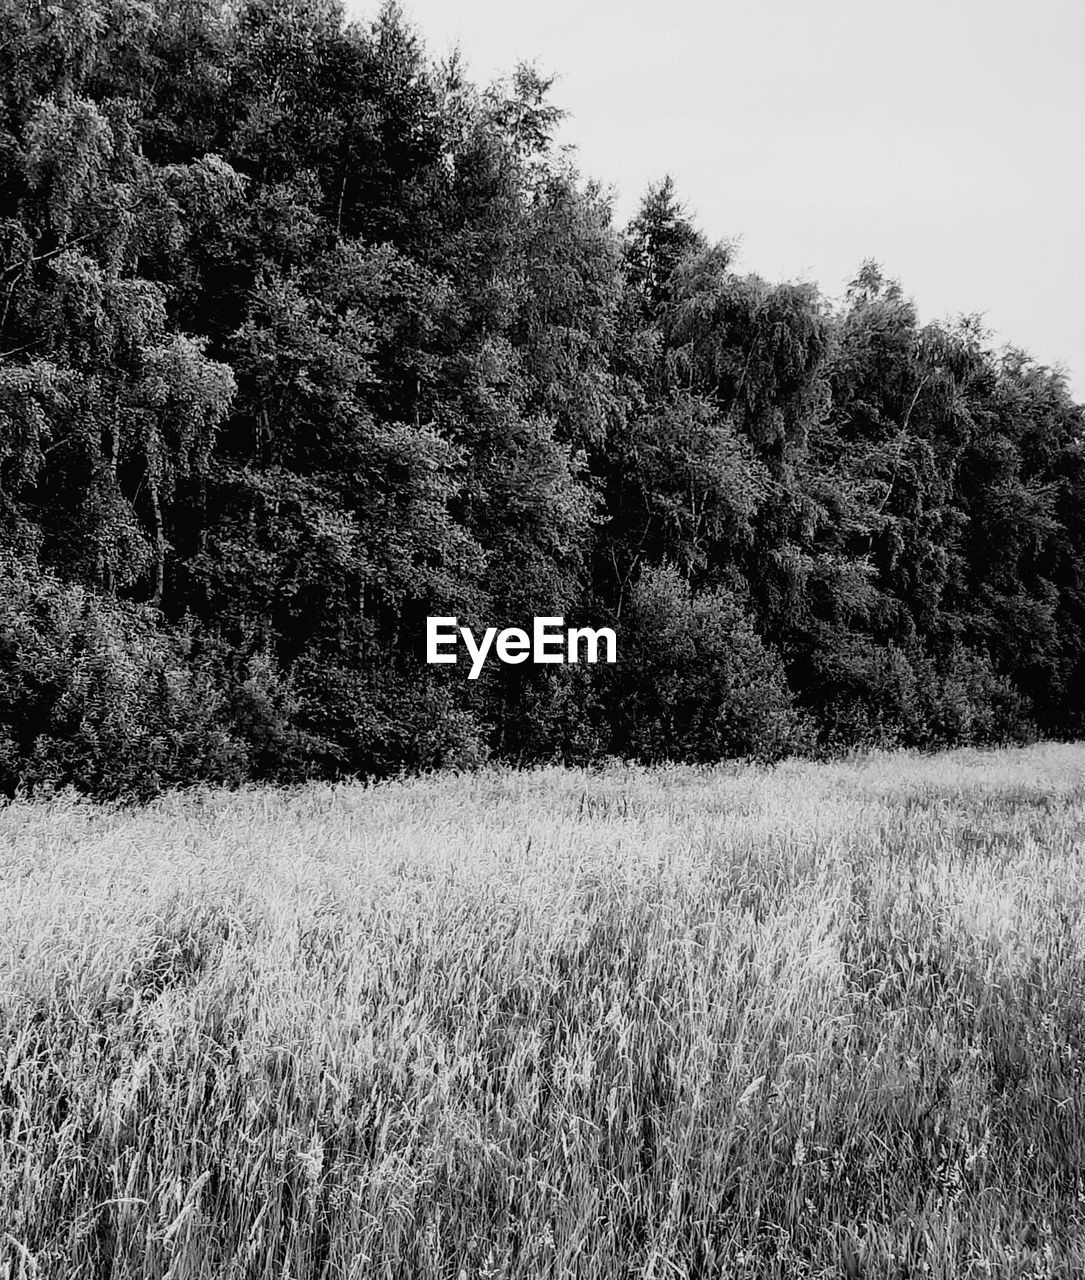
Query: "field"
2 744 1085 1279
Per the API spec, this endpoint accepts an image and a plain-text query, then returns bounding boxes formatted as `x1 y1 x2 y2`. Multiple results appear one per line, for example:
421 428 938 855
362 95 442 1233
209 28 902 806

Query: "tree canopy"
2 0 1083 797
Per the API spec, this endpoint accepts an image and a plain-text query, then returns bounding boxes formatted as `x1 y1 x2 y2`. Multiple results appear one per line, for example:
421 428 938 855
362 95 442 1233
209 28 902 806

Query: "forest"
2 0 1084 799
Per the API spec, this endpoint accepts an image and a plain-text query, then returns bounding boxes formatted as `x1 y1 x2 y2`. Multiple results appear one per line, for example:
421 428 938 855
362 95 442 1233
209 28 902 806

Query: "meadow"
2 743 1085 1279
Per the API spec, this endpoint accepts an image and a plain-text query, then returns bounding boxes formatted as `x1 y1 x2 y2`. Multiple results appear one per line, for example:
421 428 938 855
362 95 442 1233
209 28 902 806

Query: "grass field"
2 744 1085 1278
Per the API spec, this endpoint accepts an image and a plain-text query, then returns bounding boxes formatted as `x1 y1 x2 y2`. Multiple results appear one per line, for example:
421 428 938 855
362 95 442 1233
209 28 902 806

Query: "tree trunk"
149 475 165 607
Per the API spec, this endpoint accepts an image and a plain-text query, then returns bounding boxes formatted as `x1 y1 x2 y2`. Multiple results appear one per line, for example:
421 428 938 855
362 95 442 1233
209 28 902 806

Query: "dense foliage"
2 0 1083 796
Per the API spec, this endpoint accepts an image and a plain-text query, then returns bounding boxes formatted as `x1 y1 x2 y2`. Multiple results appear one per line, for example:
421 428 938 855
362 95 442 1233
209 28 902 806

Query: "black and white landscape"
2 0 1084 1275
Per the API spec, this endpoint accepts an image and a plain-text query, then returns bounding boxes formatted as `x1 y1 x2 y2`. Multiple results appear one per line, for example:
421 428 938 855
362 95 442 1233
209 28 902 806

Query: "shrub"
290 657 489 778
0 555 249 800
809 633 1033 752
610 563 810 763
496 660 609 766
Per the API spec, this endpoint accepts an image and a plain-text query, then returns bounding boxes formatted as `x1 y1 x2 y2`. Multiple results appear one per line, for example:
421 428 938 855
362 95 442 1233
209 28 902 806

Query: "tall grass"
2 744 1085 1278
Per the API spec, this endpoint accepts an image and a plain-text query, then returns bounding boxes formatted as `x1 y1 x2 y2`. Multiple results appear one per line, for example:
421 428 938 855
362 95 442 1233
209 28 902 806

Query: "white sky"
355 0 1084 401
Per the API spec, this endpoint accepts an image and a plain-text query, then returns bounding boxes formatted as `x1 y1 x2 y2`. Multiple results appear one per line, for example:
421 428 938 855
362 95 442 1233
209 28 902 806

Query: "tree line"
2 0 1083 798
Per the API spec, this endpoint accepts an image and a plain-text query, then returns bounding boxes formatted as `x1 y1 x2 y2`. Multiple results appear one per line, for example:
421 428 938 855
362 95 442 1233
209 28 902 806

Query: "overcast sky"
349 0 1084 401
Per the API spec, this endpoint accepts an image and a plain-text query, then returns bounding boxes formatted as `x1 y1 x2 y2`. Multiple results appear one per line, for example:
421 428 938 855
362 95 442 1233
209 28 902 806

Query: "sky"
349 0 1084 401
